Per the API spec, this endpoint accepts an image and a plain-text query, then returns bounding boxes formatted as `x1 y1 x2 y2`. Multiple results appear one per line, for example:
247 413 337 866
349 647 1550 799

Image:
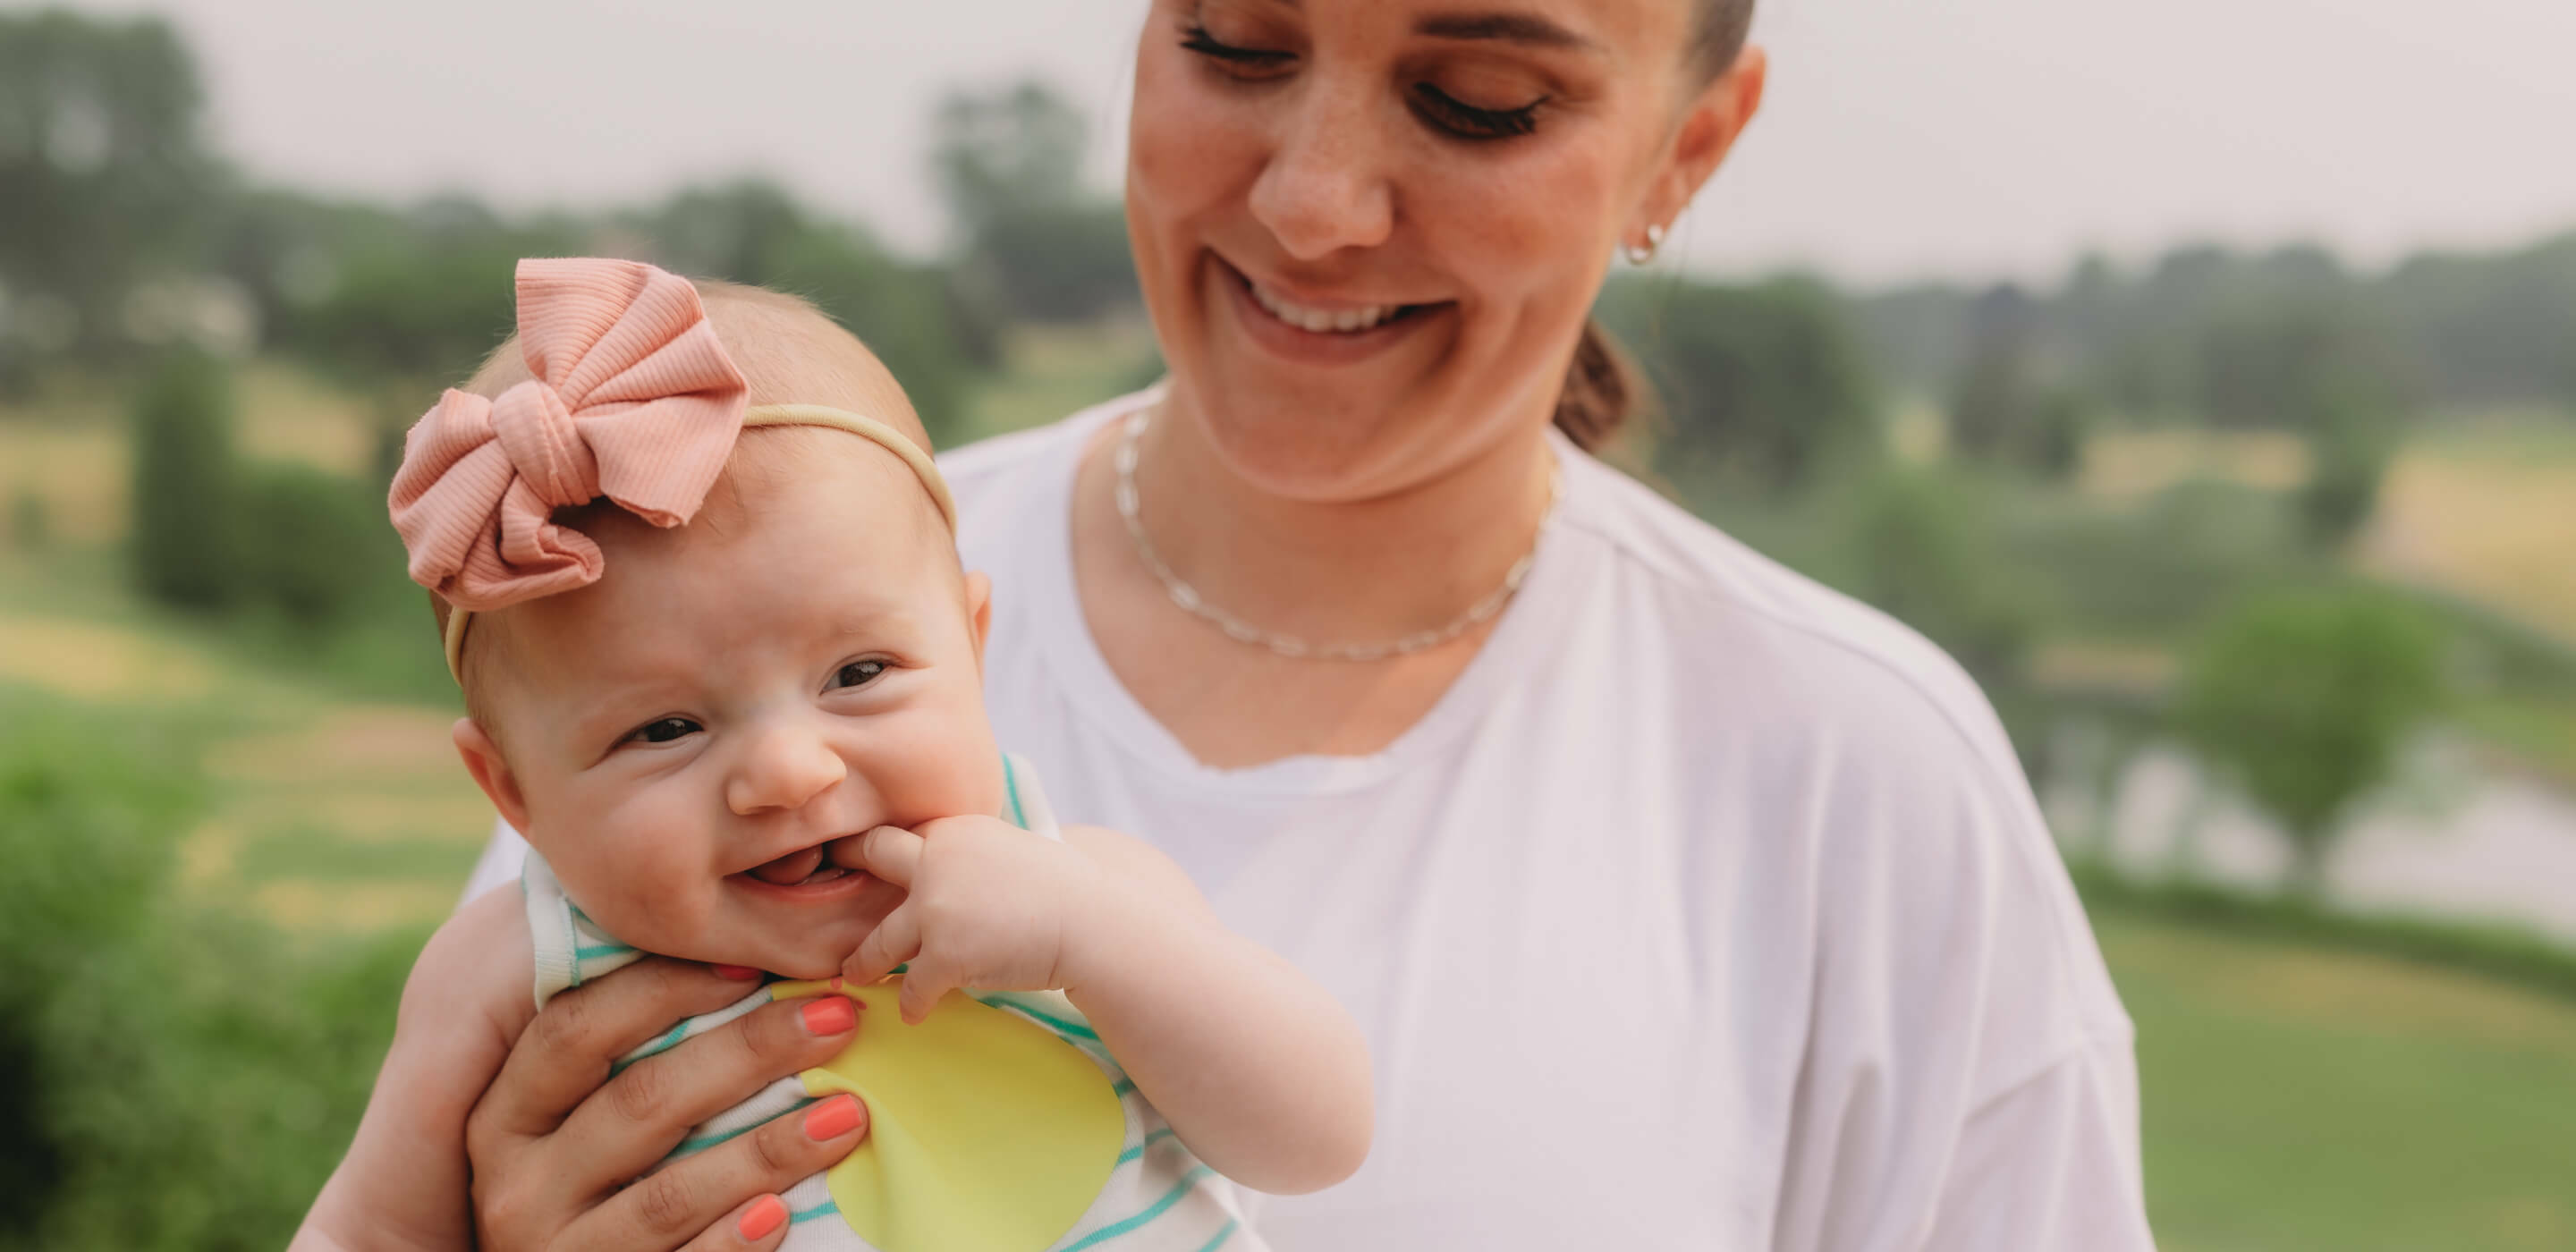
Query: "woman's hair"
1553 0 1757 453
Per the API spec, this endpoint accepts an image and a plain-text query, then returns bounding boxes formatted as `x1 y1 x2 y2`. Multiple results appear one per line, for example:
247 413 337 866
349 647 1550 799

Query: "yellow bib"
769 977 1129 1252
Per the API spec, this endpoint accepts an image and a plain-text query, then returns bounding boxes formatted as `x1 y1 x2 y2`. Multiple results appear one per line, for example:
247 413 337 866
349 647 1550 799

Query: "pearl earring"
1623 223 1667 266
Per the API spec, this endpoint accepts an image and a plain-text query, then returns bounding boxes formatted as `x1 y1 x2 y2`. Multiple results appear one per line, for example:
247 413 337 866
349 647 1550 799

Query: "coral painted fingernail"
804 1094 862 1140
712 963 761 980
801 996 857 1036
738 1194 787 1241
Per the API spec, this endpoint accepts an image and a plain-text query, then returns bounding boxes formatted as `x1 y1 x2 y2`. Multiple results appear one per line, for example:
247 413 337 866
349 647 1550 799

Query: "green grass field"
2106 913 2576 1250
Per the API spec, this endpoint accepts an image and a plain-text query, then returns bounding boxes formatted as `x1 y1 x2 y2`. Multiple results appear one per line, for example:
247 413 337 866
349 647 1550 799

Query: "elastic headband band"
442 403 955 683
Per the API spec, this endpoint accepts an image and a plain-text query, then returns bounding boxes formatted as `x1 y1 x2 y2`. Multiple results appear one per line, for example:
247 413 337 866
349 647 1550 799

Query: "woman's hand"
465 958 870 1251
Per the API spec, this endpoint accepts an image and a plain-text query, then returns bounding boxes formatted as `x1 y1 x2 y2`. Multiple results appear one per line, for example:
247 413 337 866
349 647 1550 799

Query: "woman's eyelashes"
1411 83 1545 140
1181 21 1292 72
1179 23 1548 141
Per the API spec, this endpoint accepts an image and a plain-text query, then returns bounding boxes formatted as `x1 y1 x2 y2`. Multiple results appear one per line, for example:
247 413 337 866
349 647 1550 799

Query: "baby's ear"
963 571 994 671
453 718 532 833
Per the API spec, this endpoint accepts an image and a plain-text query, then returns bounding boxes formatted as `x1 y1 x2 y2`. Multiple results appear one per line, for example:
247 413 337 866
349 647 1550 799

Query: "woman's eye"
1181 22 1294 75
626 717 701 745
1412 84 1546 140
831 660 888 690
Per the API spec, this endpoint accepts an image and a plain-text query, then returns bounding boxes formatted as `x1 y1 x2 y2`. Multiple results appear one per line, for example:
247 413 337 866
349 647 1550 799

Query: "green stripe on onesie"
521 753 1256 1250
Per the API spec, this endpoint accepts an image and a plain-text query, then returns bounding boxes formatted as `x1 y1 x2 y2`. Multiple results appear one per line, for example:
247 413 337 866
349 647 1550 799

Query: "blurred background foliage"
3 10 2574 1249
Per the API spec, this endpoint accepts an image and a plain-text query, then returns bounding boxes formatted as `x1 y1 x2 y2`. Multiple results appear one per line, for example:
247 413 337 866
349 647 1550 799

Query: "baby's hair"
432 276 939 723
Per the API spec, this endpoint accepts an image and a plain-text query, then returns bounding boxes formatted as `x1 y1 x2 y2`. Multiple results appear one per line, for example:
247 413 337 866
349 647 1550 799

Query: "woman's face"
1126 0 1760 500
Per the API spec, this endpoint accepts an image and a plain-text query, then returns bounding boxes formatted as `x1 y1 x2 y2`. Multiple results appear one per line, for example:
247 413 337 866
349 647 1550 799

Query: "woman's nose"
1248 75 1395 260
724 719 847 816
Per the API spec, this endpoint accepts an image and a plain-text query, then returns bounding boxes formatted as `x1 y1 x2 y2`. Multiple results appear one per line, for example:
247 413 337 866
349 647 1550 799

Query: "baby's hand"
830 816 1111 1023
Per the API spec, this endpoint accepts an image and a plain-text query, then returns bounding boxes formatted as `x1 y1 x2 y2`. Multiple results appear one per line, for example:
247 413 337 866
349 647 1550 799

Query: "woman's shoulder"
1556 448 2018 782
1559 458 2131 1063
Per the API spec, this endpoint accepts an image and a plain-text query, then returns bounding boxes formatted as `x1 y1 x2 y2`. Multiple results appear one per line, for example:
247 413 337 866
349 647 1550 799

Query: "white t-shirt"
466 393 2155 1251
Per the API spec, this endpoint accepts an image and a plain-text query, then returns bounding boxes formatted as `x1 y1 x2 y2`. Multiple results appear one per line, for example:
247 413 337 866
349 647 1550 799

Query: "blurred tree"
931 80 1137 324
1834 466 2038 710
5 488 46 554
1949 284 2090 478
0 12 218 364
128 350 238 610
266 198 579 475
2174 588 2446 895
637 180 980 443
1598 275 1879 495
932 80 1088 233
234 463 392 629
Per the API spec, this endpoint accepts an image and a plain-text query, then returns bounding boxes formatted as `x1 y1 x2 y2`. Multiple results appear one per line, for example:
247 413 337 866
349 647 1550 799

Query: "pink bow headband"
387 258 956 682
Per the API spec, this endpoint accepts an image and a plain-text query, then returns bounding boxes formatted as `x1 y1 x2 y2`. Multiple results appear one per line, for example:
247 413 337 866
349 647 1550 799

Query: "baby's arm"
1056 824 1374 1196
292 884 533 1252
837 820 1372 1196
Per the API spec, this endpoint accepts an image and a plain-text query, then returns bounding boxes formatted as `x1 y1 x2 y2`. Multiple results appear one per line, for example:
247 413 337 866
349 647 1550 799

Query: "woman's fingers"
680 1194 792 1252
477 959 768 1142
562 1095 869 1252
550 994 863 1186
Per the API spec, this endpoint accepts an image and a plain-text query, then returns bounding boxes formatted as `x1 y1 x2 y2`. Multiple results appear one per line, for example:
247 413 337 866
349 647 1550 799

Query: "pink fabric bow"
389 258 750 611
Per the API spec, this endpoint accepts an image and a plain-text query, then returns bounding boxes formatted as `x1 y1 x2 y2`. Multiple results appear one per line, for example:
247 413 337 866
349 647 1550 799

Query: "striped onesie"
521 756 1256 1252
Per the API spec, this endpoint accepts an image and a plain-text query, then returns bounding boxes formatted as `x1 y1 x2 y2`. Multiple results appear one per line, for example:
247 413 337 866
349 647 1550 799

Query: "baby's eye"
830 659 889 690
625 716 702 745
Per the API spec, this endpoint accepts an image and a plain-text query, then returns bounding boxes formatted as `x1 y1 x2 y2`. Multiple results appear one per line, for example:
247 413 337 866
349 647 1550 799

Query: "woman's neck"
1123 390 1561 653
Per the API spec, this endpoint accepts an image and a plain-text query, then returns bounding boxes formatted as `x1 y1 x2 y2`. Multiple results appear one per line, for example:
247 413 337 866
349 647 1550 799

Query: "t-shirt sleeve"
1766 665 2155 1252
1916 1036 2156 1250
459 816 529 909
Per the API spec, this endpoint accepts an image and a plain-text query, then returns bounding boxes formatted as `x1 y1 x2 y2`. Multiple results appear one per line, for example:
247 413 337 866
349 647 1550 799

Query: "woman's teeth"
1249 281 1402 334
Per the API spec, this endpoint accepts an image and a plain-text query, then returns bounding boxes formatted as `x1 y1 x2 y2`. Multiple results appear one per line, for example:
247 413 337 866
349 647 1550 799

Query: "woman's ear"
453 718 533 833
1638 45 1770 241
963 571 995 672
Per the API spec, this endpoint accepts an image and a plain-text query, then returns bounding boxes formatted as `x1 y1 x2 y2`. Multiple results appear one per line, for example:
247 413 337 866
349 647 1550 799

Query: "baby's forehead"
471 429 961 701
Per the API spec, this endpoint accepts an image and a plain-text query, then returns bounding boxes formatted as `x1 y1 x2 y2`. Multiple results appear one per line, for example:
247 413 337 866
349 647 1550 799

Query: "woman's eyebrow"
1413 11 1600 52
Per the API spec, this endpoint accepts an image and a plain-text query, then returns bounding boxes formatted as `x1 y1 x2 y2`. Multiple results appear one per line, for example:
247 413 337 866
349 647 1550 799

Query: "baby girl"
293 259 1370 1251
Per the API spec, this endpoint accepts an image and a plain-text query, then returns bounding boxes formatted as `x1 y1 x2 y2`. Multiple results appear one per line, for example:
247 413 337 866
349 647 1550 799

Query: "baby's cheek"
549 804 724 956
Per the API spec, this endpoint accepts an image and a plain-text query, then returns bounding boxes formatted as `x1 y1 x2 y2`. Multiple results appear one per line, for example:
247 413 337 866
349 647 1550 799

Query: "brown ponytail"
1555 0 1753 453
1552 317 1648 453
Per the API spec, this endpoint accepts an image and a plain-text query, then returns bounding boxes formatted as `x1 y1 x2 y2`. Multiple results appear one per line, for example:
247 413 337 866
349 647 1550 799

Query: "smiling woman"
453 3 2157 1249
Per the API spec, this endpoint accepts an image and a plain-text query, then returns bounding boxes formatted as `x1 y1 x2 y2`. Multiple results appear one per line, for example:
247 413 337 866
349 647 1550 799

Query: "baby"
294 259 1371 1251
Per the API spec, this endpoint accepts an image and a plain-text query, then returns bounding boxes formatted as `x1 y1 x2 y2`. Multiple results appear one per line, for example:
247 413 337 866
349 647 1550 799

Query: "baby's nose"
724 722 846 816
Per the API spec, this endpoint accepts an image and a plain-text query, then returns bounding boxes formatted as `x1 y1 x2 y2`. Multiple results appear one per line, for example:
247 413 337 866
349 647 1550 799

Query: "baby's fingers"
835 825 925 889
843 902 920 987
896 960 956 1024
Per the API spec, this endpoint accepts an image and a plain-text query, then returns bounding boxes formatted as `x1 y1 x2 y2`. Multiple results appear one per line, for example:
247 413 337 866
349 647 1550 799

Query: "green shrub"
128 351 240 610
234 462 397 629
5 487 45 552
0 691 416 1250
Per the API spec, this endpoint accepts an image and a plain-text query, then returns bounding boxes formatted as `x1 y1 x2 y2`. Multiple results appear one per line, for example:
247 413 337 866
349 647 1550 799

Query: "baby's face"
471 438 1001 978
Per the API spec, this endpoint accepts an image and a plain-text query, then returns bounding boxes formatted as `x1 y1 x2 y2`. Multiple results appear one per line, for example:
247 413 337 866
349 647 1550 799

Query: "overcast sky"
38 0 2576 285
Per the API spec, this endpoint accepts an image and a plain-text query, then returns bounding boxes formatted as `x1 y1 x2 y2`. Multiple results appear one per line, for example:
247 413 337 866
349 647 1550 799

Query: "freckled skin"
1123 0 1746 503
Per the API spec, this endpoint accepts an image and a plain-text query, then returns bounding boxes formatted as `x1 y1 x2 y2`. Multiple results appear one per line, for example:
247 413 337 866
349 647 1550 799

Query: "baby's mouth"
744 842 853 888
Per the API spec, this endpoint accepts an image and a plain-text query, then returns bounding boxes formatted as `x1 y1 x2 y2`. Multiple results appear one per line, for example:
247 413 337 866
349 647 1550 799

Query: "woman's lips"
1216 257 1448 365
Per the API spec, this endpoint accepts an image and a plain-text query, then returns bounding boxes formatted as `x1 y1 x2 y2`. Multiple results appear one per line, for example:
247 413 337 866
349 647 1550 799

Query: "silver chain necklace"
1114 405 1562 662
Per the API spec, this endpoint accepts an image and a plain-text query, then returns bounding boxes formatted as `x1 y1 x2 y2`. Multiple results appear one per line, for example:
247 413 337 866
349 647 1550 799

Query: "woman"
454 0 2156 1247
